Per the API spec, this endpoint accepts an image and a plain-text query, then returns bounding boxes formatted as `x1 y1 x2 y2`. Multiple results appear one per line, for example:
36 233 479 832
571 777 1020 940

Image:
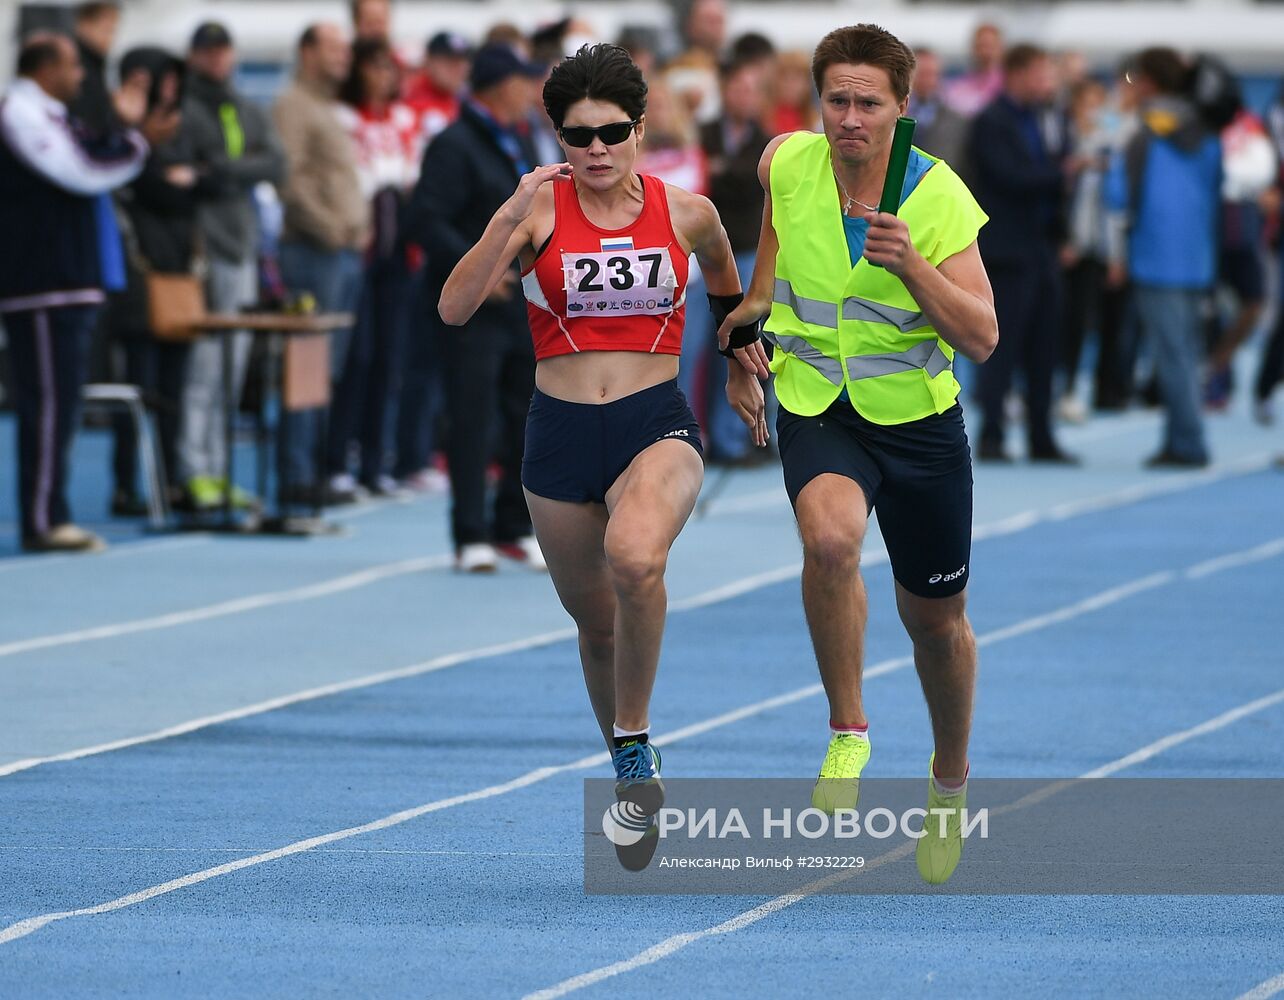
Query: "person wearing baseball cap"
173 19 286 512
428 31 472 60
189 21 233 52
404 31 473 141
467 42 544 93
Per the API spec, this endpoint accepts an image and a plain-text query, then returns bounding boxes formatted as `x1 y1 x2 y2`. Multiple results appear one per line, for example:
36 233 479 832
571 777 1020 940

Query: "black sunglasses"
559 120 640 148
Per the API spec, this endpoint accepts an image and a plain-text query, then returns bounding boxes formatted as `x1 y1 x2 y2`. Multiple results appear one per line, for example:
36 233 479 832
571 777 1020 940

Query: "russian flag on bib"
600 237 634 252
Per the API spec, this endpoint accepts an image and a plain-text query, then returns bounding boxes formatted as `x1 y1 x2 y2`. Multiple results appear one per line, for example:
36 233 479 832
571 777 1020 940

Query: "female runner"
440 43 770 864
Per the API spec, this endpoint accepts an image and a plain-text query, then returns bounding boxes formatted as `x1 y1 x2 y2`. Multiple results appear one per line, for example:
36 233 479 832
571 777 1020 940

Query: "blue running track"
0 396 1281 999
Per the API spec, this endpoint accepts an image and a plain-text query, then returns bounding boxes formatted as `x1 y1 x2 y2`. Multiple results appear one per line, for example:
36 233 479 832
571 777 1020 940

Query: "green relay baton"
878 116 917 213
871 116 917 268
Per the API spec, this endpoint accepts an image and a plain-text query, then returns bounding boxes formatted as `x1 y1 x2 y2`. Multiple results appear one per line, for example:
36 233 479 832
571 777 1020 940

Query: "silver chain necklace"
834 174 878 215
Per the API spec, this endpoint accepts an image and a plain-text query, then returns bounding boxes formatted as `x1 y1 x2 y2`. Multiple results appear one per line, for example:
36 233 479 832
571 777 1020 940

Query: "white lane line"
0 534 213 574
1047 453 1271 522
1237 971 1284 1000
0 453 1268 663
670 545 894 613
0 554 454 660
0 757 605 947
700 486 788 516
1055 411 1159 443
3 535 1273 948
0 492 443 575
0 490 442 575
971 510 1042 539
523 678 1284 1000
0 548 1142 781
668 561 803 611
975 572 1175 648
1185 537 1284 581
0 846 579 858
706 452 1270 520
0 626 576 778
702 411 1167 515
0 458 1270 779
325 500 411 521
1081 687 1284 779
523 848 914 1000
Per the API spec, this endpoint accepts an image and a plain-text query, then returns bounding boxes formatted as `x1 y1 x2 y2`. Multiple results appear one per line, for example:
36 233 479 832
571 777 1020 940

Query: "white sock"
830 722 868 740
613 724 649 739
932 763 968 796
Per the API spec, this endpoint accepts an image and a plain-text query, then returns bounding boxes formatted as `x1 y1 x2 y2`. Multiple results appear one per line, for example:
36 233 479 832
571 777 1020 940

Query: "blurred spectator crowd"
2 0 1282 558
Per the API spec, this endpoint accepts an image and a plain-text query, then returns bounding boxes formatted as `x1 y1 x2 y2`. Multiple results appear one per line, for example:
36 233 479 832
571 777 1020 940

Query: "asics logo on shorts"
660 429 691 439
929 564 967 585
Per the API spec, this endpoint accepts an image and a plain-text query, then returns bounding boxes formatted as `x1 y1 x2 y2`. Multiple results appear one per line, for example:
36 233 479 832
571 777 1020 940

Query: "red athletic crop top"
521 173 689 361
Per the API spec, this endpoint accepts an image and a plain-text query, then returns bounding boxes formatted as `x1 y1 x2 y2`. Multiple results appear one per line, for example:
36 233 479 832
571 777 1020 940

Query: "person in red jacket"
329 38 424 498
439 43 768 868
404 32 472 145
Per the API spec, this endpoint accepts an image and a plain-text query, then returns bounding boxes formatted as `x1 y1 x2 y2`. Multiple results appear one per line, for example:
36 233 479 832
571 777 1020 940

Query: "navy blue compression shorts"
777 400 974 598
522 378 703 504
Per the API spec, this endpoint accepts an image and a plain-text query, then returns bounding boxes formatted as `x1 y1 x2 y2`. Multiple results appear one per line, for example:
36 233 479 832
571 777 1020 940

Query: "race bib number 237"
562 247 678 317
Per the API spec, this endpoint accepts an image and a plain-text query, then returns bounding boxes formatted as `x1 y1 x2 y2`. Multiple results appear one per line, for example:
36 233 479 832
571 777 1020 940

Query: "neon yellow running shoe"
811 732 870 814
916 753 967 885
218 479 258 510
186 475 223 511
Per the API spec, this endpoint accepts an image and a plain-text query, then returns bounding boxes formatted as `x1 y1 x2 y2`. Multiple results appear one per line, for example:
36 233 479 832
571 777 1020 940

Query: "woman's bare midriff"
535 351 681 404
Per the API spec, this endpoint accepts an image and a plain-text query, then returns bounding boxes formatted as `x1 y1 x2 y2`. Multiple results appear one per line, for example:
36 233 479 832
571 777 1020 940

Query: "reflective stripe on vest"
773 278 837 330
761 327 845 386
772 278 951 385
846 340 952 382
776 278 927 334
841 296 924 333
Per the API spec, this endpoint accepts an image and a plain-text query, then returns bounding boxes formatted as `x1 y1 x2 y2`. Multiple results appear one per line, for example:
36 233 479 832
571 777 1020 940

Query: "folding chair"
82 382 171 529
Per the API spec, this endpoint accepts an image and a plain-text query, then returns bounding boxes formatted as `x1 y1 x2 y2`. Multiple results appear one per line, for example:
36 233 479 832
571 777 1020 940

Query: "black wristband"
707 292 761 358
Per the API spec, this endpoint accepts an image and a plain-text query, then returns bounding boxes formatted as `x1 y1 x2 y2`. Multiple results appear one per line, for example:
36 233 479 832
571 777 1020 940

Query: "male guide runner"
721 23 999 883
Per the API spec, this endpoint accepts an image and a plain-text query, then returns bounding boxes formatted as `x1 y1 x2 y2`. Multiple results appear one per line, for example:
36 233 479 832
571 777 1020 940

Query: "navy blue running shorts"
776 400 973 598
522 378 704 504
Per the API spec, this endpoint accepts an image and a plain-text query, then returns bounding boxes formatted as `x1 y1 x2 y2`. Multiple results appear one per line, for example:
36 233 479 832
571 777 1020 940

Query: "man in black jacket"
968 44 1075 463
410 44 544 572
0 34 149 552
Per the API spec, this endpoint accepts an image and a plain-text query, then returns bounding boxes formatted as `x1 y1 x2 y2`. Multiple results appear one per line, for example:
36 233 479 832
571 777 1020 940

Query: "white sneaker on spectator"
496 535 547 572
456 543 499 573
366 474 410 499
401 468 450 495
1057 394 1088 424
326 473 365 505
22 523 107 554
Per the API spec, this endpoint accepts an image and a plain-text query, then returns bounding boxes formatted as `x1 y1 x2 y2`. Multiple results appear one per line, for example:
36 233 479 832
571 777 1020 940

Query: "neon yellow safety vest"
766 132 988 425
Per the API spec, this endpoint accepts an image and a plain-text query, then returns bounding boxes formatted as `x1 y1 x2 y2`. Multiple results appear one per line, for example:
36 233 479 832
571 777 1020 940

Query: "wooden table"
190 312 354 534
